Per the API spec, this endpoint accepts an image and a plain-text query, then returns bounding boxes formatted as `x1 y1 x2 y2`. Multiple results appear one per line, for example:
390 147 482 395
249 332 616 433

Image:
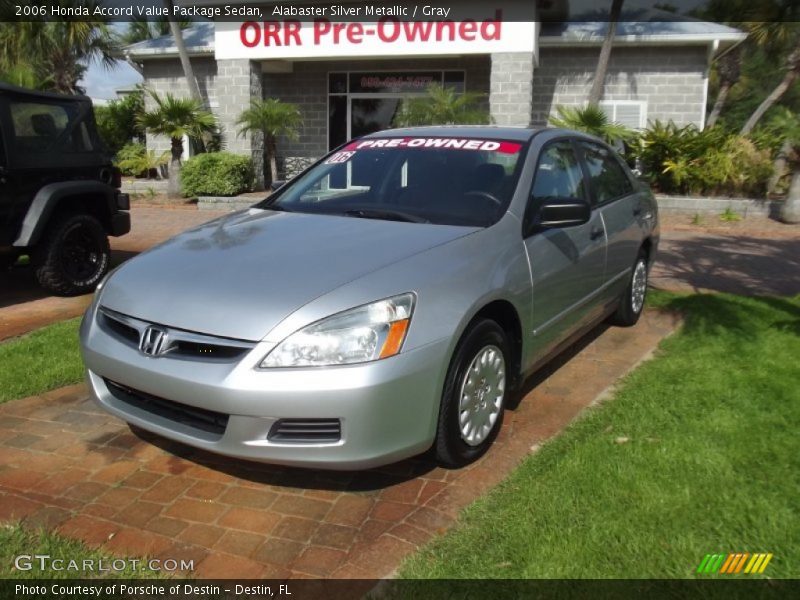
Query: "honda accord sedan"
79 126 659 469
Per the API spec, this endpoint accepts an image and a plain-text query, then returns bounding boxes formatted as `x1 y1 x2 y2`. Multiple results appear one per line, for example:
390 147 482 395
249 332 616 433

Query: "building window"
599 100 647 130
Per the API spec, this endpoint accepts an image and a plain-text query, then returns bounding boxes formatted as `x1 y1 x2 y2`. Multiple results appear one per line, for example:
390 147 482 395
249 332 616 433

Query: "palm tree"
587 0 625 106
163 0 204 104
0 9 118 94
236 98 303 186
707 46 742 127
739 10 800 135
549 105 634 146
121 17 191 45
137 91 217 197
392 85 490 127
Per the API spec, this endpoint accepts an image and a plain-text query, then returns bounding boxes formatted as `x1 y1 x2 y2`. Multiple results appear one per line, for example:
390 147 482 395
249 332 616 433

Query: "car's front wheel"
34 213 110 296
609 251 649 327
435 319 510 467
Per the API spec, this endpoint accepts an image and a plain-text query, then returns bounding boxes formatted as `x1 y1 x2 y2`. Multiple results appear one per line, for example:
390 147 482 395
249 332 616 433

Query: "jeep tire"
33 213 110 296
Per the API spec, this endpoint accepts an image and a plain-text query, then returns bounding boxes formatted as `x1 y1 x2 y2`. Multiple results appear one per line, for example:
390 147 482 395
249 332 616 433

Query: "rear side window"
531 140 586 202
579 141 633 205
7 100 93 154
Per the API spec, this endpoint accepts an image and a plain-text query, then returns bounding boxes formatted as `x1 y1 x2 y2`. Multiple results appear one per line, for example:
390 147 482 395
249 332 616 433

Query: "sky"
82 60 143 100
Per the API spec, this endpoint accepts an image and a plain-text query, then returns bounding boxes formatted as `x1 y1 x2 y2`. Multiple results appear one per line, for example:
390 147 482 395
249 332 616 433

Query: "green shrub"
114 142 146 176
115 143 168 179
633 121 773 197
95 91 145 155
180 152 254 197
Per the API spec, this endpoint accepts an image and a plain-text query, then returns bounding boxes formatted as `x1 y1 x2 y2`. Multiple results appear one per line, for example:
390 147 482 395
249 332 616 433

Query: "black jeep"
0 83 130 296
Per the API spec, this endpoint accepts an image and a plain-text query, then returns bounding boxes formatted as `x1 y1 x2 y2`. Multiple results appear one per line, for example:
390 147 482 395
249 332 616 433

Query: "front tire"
609 251 649 327
33 213 110 296
435 320 510 468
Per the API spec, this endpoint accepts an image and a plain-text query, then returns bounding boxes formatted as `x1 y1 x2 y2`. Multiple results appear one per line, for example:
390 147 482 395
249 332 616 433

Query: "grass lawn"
0 318 82 404
401 292 800 579
0 523 159 579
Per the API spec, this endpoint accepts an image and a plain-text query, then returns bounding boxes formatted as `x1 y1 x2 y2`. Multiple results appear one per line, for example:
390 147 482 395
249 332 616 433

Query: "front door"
523 139 607 362
577 141 642 297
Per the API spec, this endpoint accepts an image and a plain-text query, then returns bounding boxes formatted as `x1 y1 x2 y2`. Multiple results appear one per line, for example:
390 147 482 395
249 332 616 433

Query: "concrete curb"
656 195 782 217
197 196 259 211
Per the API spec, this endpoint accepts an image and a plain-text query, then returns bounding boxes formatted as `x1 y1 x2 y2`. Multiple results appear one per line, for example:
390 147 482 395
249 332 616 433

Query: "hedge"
181 152 254 197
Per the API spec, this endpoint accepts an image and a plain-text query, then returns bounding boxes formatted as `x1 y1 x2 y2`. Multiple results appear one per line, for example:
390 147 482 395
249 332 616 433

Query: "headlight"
260 293 415 368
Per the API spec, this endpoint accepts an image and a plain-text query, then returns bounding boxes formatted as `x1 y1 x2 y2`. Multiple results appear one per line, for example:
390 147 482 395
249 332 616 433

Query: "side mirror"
535 198 591 230
270 180 285 192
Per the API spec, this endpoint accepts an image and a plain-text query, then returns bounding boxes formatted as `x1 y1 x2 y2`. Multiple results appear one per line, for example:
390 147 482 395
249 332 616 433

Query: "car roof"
364 126 542 142
0 82 90 103
361 126 606 145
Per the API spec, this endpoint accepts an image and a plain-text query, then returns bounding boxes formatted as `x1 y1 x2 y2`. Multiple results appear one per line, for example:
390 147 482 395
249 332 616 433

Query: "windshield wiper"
343 209 429 224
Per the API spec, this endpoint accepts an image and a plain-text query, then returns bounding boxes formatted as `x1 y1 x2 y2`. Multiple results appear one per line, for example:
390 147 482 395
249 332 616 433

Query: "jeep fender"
13 181 117 248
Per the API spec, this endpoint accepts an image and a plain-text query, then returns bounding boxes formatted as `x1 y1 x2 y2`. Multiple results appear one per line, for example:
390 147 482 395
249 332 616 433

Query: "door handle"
590 226 604 240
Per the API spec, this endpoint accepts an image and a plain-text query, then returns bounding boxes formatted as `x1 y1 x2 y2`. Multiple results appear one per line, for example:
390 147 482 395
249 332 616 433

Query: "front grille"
172 340 249 360
268 419 342 444
105 380 229 439
98 307 255 361
99 311 139 345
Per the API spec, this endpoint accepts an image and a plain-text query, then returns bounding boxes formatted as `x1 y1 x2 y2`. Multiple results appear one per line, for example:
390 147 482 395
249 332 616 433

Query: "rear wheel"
609 251 648 327
435 320 510 467
33 213 110 296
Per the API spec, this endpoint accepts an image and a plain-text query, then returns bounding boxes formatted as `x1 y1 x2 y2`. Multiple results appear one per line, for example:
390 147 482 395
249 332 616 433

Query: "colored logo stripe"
697 553 773 574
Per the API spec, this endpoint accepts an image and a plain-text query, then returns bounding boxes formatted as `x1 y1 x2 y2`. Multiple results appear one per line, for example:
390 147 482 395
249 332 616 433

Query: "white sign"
214 11 537 60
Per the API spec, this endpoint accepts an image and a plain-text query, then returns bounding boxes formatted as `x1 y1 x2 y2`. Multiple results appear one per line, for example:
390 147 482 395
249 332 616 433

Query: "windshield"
260 137 525 227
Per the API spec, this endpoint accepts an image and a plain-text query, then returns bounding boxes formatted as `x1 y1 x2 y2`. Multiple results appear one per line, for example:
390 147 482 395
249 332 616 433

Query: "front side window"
579 142 633 205
531 140 586 203
263 137 525 227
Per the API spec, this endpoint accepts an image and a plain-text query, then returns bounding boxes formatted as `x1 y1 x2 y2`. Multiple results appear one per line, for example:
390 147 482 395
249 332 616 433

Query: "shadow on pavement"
0 249 139 310
652 234 800 296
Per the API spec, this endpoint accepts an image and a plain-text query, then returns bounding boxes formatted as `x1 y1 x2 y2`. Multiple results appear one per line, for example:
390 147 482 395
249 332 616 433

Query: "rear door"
577 141 642 297
523 139 607 361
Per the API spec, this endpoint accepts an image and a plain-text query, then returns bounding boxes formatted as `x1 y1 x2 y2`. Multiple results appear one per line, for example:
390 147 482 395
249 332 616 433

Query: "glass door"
349 96 405 139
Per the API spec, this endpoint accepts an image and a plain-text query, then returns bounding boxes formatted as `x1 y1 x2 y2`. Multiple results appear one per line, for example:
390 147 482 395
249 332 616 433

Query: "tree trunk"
768 139 793 195
588 0 624 107
265 136 278 186
163 1 203 103
706 82 730 128
167 138 183 198
781 170 800 223
741 45 800 135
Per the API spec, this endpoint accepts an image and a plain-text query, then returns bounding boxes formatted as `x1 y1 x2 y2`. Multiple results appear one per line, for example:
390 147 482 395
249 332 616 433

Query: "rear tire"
609 251 648 327
435 319 510 468
33 213 110 296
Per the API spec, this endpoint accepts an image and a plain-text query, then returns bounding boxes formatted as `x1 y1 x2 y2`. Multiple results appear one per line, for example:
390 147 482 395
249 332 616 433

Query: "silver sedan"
79 127 659 469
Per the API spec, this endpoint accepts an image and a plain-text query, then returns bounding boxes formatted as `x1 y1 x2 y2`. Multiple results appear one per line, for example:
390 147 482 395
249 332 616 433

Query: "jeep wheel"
34 213 110 296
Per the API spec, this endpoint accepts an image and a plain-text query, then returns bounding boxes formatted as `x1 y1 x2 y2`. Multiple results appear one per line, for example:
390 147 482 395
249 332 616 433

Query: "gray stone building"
124 12 744 187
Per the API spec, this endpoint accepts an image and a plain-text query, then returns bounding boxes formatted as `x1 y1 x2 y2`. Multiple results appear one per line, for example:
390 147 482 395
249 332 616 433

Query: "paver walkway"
651 230 800 296
0 310 678 579
1 207 795 579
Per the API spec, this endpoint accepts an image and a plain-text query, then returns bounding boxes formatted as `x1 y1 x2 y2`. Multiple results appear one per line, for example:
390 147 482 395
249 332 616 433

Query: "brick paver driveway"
0 311 678 578
0 207 228 341
2 208 794 579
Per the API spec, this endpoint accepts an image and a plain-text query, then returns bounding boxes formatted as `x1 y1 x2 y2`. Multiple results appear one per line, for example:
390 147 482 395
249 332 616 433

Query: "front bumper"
80 308 449 470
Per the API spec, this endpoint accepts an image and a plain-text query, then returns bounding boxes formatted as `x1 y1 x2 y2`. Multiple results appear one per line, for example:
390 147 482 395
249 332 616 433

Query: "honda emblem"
139 326 168 356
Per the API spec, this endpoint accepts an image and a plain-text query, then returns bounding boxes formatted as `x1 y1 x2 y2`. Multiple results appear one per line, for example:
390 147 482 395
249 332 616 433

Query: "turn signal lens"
379 319 409 359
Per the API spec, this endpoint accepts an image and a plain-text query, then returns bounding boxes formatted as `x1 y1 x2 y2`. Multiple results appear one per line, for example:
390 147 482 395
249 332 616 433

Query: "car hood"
100 209 477 341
